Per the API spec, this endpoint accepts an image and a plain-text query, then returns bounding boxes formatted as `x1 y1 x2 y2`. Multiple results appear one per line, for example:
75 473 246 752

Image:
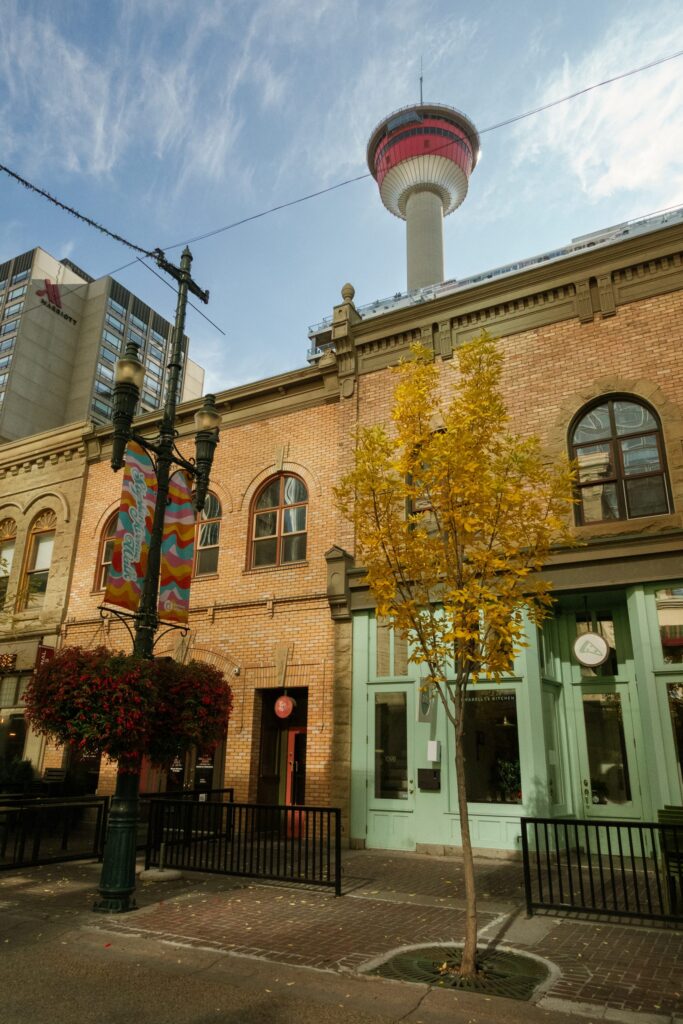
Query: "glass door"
367 687 415 850
576 686 641 819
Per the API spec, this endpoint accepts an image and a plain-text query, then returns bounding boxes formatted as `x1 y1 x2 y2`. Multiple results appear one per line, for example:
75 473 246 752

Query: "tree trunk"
454 687 478 977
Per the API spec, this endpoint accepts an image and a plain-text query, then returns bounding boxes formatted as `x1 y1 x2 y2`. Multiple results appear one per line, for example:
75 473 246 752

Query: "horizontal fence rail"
0 796 110 870
137 788 234 850
521 816 683 922
145 799 342 895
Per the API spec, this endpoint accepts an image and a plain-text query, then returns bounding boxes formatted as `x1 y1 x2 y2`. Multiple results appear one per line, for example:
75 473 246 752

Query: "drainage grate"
369 945 549 1001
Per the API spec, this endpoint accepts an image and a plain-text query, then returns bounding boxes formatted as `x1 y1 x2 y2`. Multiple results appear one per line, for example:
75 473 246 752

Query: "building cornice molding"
0 420 91 477
348 222 683 372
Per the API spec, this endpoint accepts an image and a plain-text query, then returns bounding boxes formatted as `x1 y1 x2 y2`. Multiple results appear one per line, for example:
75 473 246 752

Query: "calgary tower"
367 103 480 291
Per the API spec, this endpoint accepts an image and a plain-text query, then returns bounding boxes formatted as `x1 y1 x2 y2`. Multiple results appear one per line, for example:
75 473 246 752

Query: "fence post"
334 810 342 897
521 817 533 918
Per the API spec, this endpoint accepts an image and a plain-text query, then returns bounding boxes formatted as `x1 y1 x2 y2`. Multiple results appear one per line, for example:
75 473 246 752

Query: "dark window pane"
256 480 280 510
202 494 221 519
573 404 611 444
282 534 307 562
253 538 277 566
199 522 219 547
580 482 620 522
254 511 277 538
656 590 683 664
575 443 613 483
374 692 408 799
196 547 219 575
625 475 668 518
283 506 306 533
667 684 683 785
620 435 661 475
463 690 522 804
283 476 307 505
26 570 48 606
613 400 657 436
582 693 631 804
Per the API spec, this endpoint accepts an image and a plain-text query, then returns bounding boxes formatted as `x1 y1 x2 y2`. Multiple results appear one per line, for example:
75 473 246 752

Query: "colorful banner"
157 469 195 625
104 441 156 613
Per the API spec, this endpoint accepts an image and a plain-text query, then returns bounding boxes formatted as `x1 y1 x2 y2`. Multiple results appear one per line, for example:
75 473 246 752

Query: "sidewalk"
1 849 681 1023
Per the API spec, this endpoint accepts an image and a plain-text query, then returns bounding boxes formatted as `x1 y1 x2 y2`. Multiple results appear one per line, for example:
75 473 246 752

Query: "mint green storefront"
350 586 683 854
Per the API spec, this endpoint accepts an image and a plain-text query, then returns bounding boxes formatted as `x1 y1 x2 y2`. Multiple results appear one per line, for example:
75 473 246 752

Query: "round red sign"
274 695 295 719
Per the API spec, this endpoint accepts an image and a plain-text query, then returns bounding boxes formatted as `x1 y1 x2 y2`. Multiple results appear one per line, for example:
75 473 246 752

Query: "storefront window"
463 689 522 804
655 589 683 664
582 692 631 804
374 692 408 799
667 684 683 790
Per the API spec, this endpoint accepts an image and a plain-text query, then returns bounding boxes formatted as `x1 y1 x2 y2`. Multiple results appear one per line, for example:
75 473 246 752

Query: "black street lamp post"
94 247 220 913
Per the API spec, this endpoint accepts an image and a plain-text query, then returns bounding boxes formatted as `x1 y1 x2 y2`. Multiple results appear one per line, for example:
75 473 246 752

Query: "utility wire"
478 47 683 135
2 46 683 264
0 163 155 257
136 257 226 335
162 46 683 251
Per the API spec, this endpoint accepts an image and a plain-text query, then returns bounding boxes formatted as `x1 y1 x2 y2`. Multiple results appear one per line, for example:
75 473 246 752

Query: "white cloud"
514 13 683 210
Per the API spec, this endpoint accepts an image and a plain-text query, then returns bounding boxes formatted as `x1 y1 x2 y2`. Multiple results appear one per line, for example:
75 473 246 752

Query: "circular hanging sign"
275 695 296 719
573 632 610 668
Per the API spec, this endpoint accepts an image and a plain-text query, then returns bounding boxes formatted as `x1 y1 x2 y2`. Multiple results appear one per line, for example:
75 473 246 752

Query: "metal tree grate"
369 945 549 1001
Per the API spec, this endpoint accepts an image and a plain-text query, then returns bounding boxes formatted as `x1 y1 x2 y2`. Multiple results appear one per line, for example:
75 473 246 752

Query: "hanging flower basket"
24 646 233 773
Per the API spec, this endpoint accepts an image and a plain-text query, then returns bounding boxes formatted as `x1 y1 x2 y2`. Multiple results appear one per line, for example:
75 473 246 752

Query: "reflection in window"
97 514 118 590
374 692 408 799
0 517 16 607
195 493 221 575
582 692 631 805
575 614 619 677
18 510 56 610
463 689 522 804
667 684 683 791
570 398 670 524
251 474 307 568
656 589 683 664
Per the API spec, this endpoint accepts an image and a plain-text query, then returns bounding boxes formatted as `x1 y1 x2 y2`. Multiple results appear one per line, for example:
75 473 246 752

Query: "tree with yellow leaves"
335 332 576 979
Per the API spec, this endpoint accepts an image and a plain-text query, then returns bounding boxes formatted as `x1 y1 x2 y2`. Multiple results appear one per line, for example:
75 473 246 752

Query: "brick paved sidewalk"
2 850 682 1021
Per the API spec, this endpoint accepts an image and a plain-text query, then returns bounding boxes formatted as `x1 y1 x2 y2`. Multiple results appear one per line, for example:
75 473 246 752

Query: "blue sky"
1 0 683 394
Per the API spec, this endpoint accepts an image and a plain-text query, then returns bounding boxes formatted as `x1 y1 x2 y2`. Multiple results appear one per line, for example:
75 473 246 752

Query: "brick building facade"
7 209 683 852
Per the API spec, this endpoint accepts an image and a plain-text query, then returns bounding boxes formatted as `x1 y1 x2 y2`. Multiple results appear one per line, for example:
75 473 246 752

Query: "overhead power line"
2 46 682 263
0 163 155 257
162 46 683 251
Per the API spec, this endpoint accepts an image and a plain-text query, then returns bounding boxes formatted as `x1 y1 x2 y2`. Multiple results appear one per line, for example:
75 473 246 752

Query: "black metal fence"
137 788 234 849
521 816 683 922
145 799 342 895
0 796 110 869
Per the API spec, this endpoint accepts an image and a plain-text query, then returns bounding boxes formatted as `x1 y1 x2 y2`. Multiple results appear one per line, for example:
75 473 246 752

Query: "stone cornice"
0 420 91 477
349 220 683 367
89 359 340 462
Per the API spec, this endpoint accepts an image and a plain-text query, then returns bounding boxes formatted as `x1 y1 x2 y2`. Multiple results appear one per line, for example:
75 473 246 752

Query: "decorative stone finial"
341 282 355 303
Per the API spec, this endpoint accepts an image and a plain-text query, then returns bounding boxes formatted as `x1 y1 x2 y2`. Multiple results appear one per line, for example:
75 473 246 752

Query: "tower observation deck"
367 103 480 291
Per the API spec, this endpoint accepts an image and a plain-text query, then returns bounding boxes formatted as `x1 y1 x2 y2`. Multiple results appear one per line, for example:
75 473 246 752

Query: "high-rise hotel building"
0 247 204 443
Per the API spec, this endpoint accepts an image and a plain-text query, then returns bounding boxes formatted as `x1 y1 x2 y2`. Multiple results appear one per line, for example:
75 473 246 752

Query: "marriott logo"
36 279 77 324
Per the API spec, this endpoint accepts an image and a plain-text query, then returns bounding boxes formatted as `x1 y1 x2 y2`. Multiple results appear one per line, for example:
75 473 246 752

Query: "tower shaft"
406 190 444 291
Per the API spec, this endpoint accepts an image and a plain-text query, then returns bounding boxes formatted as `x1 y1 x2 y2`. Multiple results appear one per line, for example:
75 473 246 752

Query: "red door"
285 728 307 837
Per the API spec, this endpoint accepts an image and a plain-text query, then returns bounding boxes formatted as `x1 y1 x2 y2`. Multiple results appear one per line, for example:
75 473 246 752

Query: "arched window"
96 513 118 590
250 474 308 568
570 397 671 524
18 510 57 610
0 518 17 608
195 493 221 576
